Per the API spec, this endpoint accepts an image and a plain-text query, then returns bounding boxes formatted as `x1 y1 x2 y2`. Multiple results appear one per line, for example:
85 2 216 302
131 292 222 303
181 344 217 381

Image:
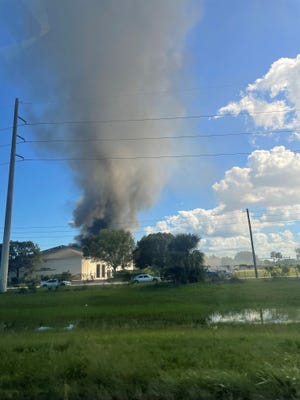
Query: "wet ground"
207 308 300 324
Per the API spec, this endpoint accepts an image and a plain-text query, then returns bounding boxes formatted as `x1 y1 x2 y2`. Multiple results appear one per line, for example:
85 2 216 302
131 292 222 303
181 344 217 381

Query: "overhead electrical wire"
18 83 253 105
12 127 300 145
0 105 296 134
0 103 294 131
22 107 295 127
17 152 252 163
1 148 300 167
16 80 300 105
7 212 300 237
1 127 298 149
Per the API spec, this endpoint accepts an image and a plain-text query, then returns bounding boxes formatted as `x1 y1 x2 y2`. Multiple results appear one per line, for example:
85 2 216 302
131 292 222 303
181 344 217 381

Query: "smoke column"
1 0 200 238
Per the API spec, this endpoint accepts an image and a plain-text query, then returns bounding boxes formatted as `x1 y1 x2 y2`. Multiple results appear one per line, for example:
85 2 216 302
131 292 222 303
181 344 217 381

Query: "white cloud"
217 54 300 132
144 54 300 258
144 146 300 258
253 231 298 259
215 146 300 209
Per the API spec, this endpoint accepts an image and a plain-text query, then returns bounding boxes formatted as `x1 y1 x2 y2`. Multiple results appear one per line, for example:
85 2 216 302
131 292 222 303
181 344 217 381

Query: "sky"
1 0 300 260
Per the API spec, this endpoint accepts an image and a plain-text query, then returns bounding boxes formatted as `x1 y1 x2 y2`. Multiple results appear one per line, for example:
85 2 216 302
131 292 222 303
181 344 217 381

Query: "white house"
36 245 113 281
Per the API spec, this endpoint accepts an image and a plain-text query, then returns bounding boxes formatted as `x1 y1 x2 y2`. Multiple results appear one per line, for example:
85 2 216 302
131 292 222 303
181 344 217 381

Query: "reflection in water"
207 309 300 324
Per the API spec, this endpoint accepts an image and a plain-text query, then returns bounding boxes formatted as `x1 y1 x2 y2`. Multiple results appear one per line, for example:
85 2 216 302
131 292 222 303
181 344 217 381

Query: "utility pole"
0 98 19 293
246 208 258 279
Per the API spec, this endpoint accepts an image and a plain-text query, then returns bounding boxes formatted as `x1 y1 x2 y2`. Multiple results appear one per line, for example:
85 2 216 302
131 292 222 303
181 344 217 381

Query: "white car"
40 279 71 288
132 274 161 283
61 280 72 286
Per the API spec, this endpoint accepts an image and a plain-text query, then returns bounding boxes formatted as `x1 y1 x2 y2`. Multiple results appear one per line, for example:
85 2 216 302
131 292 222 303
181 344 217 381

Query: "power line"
11 127 300 145
0 152 252 167
15 147 300 163
0 126 297 148
19 152 251 163
0 108 297 133
0 123 27 133
18 81 300 105
15 83 265 105
18 82 248 105
0 148 298 166
23 108 295 127
10 212 300 235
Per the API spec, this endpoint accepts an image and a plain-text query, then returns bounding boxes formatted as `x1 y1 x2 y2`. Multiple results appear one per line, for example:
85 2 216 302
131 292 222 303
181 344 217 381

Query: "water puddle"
207 309 300 325
36 323 76 331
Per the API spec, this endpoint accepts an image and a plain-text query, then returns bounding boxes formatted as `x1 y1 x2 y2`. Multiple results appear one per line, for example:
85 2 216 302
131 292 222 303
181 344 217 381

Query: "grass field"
235 266 300 279
2 280 300 399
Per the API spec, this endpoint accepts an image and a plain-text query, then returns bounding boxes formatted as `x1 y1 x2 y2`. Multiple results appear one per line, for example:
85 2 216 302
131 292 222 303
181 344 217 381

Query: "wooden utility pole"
246 208 258 279
0 98 19 293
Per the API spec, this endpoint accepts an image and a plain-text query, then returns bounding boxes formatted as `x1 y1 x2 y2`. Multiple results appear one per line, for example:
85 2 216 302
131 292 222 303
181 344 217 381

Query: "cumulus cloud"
252 231 298 259
145 146 300 258
217 54 300 132
215 146 300 209
145 55 300 258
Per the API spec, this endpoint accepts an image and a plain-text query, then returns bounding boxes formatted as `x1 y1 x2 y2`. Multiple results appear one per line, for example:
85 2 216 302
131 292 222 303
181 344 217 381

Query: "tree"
270 251 282 263
221 256 234 267
83 229 135 273
0 241 41 282
133 233 174 273
166 233 205 284
234 251 257 265
265 265 280 278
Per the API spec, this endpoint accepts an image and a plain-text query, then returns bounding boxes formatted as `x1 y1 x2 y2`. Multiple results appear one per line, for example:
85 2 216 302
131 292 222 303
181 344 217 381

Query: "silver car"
40 279 71 288
132 274 161 283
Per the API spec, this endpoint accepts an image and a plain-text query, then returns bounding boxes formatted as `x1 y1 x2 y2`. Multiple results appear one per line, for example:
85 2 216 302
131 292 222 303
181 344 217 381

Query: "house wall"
37 255 112 281
36 246 133 281
81 258 112 280
36 255 83 279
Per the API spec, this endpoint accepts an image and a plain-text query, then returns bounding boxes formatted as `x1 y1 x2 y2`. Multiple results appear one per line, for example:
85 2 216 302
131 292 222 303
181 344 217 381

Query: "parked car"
61 280 72 286
40 279 71 288
131 274 161 283
205 271 220 280
205 270 232 280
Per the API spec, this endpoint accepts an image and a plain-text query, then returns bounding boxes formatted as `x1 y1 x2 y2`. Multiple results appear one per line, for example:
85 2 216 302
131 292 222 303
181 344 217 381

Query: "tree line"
0 229 205 285
83 229 205 284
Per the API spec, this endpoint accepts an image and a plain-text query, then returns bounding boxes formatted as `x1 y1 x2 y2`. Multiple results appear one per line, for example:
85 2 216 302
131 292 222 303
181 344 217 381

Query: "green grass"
3 279 300 329
1 280 300 399
235 266 300 279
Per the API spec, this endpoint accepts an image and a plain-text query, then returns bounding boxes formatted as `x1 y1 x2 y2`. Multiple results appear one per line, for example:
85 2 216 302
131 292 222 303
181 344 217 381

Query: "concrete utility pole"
0 98 19 293
246 208 258 279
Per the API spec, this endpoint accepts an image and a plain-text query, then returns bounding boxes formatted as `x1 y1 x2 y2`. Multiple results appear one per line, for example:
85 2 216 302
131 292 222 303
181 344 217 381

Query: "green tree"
270 251 283 263
0 241 41 282
133 232 174 273
265 265 281 278
83 229 135 273
280 265 290 277
166 233 205 284
234 251 257 265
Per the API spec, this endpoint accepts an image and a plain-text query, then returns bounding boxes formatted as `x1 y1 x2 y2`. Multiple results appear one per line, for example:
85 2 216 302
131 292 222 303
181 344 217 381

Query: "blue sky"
1 0 300 260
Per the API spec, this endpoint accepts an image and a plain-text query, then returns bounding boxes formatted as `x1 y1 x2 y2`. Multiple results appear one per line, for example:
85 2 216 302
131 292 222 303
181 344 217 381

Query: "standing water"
207 309 300 324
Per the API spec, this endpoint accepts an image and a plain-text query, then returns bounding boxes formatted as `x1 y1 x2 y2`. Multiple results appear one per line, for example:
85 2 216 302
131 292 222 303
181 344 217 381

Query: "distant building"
35 245 127 281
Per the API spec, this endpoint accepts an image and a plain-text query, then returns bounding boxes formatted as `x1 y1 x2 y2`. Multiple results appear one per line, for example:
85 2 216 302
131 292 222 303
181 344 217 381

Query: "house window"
96 264 101 278
101 264 106 278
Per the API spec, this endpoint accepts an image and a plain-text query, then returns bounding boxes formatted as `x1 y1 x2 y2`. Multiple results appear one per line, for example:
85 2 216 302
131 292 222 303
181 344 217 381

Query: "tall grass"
2 279 300 329
1 280 300 398
2 326 300 399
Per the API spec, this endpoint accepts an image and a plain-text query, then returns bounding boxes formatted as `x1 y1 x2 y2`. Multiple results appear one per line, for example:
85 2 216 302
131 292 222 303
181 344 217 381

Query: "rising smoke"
2 0 200 238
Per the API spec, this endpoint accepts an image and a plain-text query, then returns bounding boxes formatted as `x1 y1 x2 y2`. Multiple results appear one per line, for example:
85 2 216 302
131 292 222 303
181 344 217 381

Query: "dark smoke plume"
1 0 200 238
